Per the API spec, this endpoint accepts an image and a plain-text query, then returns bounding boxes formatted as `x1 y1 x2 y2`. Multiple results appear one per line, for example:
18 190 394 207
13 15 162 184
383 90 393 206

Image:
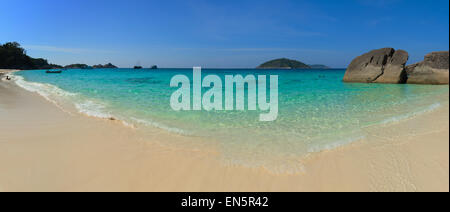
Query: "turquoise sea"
13 69 449 172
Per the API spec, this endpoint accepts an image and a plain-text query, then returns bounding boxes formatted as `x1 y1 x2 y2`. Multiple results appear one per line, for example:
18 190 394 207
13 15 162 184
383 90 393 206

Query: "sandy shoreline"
0 75 448 192
0 69 17 79
0 69 17 74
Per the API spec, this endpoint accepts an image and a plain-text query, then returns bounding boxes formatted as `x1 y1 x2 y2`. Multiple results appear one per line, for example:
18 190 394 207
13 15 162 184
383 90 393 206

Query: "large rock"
406 51 449 85
343 48 409 83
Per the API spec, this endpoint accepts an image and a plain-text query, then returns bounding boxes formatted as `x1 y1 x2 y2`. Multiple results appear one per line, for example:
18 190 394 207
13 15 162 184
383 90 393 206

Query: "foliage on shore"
0 42 62 70
0 42 118 70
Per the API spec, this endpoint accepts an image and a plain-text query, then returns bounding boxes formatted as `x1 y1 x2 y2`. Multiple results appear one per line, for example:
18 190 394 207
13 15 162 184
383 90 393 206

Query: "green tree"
0 42 61 70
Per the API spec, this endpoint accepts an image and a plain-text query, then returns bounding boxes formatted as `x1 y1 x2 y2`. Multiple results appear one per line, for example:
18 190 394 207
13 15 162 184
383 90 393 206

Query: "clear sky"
1 0 448 68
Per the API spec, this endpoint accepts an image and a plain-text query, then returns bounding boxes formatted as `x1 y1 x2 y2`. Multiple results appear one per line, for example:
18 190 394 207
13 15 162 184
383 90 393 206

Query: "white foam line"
306 103 443 154
11 73 135 128
307 135 366 153
379 103 442 125
74 100 112 119
131 117 191 135
11 74 76 115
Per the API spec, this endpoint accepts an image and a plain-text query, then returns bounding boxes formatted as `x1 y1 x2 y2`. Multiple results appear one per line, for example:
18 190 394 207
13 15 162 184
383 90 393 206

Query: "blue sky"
1 0 448 68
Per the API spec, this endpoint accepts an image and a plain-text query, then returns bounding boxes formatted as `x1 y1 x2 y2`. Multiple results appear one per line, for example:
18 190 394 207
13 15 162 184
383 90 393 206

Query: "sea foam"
12 73 185 133
13 74 76 101
13 74 113 120
379 103 442 125
131 117 190 135
74 100 112 119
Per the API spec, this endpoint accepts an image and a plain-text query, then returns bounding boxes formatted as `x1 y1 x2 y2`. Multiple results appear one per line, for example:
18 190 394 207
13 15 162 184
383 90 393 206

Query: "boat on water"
46 70 62 74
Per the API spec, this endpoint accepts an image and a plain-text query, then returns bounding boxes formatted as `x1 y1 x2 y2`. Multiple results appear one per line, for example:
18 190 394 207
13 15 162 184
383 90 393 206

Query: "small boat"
46 70 62 74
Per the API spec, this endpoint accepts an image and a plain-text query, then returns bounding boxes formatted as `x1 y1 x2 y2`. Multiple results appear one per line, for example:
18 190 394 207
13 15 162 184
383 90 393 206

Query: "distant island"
257 58 309 69
257 58 329 69
92 63 118 69
309 64 330 69
64 64 92 69
62 63 118 69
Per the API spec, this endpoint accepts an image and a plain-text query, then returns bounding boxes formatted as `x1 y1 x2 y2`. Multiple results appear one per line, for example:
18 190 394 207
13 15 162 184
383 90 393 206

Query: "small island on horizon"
257 58 330 69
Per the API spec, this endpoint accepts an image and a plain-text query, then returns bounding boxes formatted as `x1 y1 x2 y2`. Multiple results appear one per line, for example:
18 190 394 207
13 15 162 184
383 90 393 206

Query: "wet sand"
0 74 448 192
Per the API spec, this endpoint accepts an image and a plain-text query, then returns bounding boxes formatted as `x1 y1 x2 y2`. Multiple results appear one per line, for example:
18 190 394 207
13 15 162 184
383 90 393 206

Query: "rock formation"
406 51 449 85
343 48 409 83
